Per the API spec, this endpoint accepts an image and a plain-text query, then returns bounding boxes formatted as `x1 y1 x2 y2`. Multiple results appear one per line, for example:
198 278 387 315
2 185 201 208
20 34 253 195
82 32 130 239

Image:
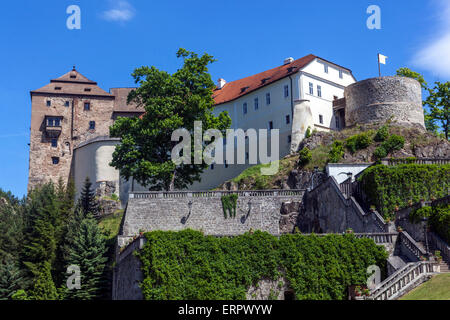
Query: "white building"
188 54 356 190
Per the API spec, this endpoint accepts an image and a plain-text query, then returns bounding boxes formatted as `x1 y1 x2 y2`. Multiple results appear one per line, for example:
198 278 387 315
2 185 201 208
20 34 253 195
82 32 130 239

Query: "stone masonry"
118 190 305 247
28 68 143 191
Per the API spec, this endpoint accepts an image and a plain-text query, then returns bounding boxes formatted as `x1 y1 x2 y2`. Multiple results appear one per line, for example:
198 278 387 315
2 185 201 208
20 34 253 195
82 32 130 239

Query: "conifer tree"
78 177 99 217
0 254 26 300
53 178 76 287
21 183 60 297
64 213 108 300
27 261 59 300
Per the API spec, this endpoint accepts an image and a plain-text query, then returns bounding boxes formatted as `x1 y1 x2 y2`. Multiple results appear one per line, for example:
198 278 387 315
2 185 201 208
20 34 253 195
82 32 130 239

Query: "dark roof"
31 68 113 97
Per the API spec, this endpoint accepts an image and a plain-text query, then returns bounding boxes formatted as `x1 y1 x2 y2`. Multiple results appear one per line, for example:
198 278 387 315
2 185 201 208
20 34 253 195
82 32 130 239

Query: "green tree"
53 178 76 287
396 67 428 89
110 48 231 191
78 177 99 217
0 254 26 300
22 183 59 270
27 261 58 300
425 82 450 140
64 213 108 300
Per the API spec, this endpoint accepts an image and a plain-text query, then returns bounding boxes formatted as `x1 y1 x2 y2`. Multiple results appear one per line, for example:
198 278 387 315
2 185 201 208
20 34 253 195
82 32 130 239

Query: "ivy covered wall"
136 229 387 300
359 164 450 218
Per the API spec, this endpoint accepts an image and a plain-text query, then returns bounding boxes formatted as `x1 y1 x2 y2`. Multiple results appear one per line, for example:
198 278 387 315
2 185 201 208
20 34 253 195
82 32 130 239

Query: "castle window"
51 139 57 148
335 117 340 129
55 87 62 91
65 101 70 107
224 161 228 168
211 164 214 170
268 121 273 130
288 135 292 143
89 121 96 130
319 114 323 124
243 102 248 115
52 157 59 165
47 117 61 127
309 83 313 95
266 93 271 105
324 64 328 73
254 97 259 110
286 115 290 124
84 102 90 111
246 152 249 160
339 70 343 79
284 85 289 98
46 100 51 107
317 85 322 98
84 88 91 92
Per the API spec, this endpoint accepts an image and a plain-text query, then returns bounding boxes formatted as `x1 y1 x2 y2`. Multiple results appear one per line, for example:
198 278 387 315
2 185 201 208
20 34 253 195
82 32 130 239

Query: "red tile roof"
213 54 317 105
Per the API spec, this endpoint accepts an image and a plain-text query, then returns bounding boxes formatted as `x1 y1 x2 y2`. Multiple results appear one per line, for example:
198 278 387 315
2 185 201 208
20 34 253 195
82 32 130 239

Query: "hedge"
136 229 387 300
358 164 450 218
411 204 450 243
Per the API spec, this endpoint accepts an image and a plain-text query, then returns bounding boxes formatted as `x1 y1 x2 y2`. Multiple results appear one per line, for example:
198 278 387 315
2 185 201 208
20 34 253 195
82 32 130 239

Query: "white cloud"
413 0 450 78
101 1 135 23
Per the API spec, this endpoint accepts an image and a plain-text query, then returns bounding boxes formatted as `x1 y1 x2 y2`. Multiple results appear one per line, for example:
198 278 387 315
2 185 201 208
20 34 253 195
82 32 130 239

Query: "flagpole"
378 53 381 77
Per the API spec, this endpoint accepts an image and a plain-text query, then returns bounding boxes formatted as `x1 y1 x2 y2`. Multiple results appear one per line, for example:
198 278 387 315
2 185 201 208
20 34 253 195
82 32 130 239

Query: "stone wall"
344 76 425 130
299 176 387 234
118 190 305 246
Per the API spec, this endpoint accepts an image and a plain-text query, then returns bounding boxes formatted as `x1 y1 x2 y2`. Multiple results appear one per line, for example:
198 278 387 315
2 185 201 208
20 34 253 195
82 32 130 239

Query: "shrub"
137 230 387 300
346 132 373 153
298 147 312 166
373 146 388 159
305 127 311 139
383 134 405 152
374 125 389 142
409 206 433 223
328 141 345 163
410 204 450 243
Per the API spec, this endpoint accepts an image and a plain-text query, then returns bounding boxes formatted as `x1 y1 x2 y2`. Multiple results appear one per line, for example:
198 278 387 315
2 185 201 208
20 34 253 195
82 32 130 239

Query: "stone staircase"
438 260 450 273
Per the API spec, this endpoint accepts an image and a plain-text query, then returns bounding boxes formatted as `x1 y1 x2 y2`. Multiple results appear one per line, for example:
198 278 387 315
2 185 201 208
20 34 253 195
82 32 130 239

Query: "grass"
229 155 298 190
400 274 450 300
98 210 124 241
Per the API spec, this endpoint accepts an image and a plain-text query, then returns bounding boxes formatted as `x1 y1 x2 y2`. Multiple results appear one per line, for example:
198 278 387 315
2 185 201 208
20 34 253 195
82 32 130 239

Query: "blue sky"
0 0 449 197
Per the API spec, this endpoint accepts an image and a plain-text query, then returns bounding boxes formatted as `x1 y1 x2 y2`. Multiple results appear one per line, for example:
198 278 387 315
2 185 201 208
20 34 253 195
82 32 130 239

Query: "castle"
28 55 425 202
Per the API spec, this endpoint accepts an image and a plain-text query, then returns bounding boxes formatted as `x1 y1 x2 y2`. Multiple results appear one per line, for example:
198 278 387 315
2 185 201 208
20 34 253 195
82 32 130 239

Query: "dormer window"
84 88 91 92
55 87 62 91
70 74 77 79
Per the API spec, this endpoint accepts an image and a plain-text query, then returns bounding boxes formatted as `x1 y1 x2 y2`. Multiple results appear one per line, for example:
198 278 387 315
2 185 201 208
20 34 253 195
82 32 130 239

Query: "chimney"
217 78 226 89
284 57 294 65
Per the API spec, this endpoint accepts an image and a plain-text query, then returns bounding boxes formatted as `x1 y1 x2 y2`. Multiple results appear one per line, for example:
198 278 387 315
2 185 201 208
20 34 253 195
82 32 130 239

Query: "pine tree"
27 261 58 300
0 254 26 300
64 213 108 300
21 183 61 298
52 178 77 287
78 177 99 217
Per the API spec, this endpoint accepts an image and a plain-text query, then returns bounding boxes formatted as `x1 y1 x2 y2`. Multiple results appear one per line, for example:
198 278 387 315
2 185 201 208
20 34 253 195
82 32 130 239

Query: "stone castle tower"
28 67 142 191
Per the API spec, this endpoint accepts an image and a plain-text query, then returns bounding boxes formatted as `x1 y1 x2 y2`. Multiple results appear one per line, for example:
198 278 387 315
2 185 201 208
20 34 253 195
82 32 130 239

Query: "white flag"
378 54 388 65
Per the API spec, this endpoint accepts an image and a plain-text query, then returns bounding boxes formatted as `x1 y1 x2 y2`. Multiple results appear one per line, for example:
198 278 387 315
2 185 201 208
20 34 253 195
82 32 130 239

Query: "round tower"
344 76 425 129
